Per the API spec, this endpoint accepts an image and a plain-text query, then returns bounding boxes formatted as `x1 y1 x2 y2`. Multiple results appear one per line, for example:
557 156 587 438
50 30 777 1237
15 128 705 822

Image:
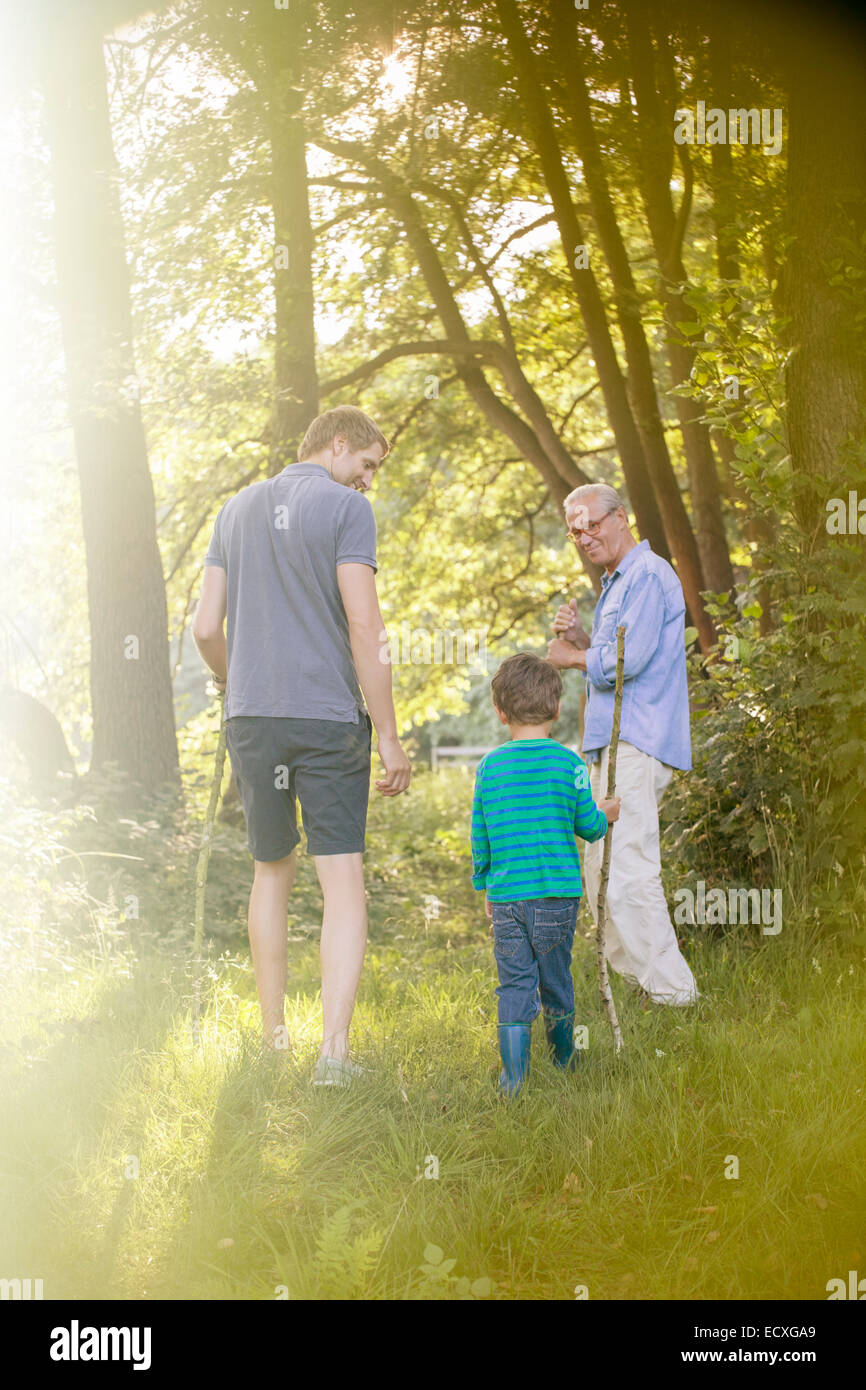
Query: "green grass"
0 770 864 1300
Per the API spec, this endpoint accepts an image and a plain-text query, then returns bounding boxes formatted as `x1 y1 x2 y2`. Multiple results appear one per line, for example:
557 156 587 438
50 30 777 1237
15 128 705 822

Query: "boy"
470 652 620 1095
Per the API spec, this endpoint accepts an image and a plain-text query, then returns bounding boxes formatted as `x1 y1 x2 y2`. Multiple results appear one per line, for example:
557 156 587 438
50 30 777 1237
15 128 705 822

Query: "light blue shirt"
582 540 691 772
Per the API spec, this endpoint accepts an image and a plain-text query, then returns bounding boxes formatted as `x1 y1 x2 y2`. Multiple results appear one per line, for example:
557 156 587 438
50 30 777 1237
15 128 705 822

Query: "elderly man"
547 483 698 1006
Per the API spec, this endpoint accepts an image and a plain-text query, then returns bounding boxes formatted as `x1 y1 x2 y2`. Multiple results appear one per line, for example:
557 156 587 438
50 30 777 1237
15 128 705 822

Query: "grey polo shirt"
204 462 377 722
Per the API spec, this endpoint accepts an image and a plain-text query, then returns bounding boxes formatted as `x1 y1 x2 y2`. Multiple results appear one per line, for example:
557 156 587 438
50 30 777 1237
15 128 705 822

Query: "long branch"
595 625 626 1054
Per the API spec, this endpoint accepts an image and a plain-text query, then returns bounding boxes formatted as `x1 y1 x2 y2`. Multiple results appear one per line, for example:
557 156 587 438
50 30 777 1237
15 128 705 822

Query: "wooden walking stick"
596 625 626 1054
192 689 228 1046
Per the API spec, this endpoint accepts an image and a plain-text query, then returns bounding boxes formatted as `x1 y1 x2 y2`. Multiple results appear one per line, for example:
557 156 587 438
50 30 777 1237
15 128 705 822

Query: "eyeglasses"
566 508 615 542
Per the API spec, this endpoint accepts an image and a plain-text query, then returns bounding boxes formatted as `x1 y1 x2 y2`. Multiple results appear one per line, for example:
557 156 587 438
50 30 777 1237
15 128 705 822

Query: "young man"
547 483 699 1007
193 405 411 1086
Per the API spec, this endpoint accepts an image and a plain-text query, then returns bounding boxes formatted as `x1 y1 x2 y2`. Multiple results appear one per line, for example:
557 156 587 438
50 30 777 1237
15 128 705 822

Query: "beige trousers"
583 741 699 1006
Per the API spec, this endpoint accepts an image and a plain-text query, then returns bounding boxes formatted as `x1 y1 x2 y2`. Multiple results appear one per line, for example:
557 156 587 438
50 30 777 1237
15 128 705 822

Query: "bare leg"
249 851 296 1050
313 852 367 1062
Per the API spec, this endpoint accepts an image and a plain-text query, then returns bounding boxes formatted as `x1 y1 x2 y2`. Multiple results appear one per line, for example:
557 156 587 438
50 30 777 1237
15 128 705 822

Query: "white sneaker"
312 1056 365 1088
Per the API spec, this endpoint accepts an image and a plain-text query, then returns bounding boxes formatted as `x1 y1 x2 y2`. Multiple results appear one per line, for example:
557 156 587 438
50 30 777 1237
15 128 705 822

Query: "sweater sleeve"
470 763 491 890
573 758 609 843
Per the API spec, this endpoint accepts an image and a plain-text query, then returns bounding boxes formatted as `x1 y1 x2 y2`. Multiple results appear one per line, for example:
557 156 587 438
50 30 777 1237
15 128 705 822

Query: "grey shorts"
225 714 372 861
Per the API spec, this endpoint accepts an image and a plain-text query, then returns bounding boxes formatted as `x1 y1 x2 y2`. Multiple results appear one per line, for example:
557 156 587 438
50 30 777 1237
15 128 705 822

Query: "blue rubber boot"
497 1023 532 1096
544 1012 579 1071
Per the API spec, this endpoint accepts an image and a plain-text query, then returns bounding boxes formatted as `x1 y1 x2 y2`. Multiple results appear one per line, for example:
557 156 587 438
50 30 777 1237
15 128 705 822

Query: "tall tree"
543 3 706 573
493 0 664 550
39 1 179 793
495 0 715 651
703 8 774 631
201 2 320 474
313 136 609 589
264 57 319 474
623 0 735 600
783 20 866 543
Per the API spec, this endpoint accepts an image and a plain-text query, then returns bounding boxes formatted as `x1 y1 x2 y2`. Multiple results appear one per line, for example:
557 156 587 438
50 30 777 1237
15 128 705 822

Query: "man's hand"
211 675 227 695
375 733 411 796
547 637 585 670
552 597 591 649
598 796 621 824
485 894 493 919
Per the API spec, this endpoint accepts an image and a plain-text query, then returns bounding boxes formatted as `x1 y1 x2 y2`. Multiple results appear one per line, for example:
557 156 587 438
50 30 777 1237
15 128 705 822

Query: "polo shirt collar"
284 462 333 479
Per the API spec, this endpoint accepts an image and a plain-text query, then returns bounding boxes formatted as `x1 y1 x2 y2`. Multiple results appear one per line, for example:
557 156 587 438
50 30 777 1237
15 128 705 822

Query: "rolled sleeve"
587 574 666 688
582 546 692 770
585 642 615 690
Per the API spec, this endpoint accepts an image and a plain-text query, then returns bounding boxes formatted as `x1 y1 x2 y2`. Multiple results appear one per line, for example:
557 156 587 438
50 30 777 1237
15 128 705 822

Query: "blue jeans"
490 897 580 1026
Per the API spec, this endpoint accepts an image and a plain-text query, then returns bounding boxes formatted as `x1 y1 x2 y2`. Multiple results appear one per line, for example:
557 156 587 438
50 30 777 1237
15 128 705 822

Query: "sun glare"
381 51 414 107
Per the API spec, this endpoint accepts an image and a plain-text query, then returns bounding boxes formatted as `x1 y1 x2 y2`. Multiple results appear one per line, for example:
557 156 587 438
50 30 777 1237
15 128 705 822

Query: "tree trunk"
706 17 741 500
497 0 715 651
548 0 681 573
263 46 319 475
385 181 604 593
41 9 179 794
494 0 666 550
208 4 320 475
784 32 866 545
705 15 774 631
624 0 735 601
313 137 605 590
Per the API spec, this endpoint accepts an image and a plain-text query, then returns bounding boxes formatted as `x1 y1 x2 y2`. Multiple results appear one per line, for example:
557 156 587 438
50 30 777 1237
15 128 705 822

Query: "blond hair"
298 406 389 461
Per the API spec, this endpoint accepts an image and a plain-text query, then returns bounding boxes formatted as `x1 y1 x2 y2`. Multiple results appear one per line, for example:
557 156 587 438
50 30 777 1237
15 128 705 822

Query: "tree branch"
319 338 505 396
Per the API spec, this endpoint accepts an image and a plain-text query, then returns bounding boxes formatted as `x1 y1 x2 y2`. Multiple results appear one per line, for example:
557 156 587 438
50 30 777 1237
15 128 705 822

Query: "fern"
313 1204 384 1298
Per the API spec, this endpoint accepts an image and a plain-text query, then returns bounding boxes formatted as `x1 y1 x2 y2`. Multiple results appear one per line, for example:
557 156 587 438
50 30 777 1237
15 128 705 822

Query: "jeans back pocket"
531 901 576 956
491 903 524 958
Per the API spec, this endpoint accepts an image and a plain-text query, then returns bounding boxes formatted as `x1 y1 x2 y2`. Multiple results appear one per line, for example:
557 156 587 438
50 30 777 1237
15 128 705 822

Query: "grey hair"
563 483 624 516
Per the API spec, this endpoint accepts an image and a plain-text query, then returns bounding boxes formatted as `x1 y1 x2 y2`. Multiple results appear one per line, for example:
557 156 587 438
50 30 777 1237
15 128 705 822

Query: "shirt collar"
284 462 333 479
601 538 648 587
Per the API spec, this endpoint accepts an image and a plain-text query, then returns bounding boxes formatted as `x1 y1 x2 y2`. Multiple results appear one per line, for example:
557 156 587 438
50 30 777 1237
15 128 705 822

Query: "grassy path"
0 772 863 1299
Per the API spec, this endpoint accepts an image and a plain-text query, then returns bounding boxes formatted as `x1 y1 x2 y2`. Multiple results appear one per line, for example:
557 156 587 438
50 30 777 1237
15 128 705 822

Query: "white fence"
430 742 580 770
430 745 496 771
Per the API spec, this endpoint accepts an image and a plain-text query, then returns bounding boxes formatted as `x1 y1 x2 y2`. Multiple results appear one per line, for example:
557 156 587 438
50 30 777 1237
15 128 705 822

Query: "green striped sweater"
470 738 608 902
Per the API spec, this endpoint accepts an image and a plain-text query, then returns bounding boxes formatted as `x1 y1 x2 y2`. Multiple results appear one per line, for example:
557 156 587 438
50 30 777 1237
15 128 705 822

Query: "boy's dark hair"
491 652 562 725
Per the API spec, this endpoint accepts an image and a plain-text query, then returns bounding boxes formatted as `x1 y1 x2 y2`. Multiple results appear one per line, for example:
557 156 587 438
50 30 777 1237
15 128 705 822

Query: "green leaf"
423 1244 443 1265
471 1276 493 1297
684 627 698 647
